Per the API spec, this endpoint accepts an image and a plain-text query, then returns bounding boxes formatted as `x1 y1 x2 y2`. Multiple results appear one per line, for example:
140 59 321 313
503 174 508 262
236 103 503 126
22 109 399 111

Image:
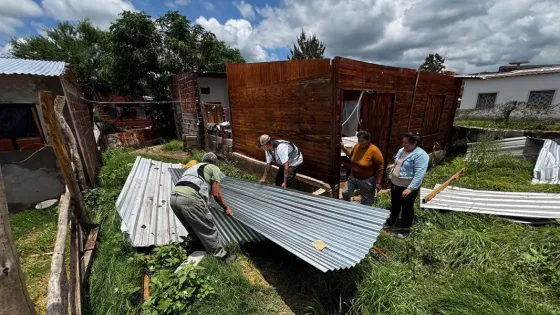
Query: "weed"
162 140 183 152
146 243 189 275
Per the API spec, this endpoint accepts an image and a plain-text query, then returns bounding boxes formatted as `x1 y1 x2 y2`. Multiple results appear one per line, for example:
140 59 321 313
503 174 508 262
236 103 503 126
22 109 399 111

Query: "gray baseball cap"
259 134 271 146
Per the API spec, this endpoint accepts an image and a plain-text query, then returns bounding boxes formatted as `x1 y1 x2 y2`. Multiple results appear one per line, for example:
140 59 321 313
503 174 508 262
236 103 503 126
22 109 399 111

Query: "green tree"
419 53 446 73
10 21 113 98
288 29 326 60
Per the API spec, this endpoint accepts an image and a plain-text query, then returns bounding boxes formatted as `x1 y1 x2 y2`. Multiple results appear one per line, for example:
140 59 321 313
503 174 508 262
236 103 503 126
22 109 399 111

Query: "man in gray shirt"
257 134 303 188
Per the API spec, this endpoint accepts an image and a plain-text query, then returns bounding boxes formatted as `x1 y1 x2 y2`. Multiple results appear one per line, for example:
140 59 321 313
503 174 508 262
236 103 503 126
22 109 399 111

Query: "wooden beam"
70 218 82 315
422 167 467 204
81 227 99 281
38 91 92 226
54 96 87 192
47 189 71 315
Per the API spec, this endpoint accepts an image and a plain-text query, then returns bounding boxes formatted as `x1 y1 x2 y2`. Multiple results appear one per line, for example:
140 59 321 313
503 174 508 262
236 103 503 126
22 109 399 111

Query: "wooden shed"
226 57 461 189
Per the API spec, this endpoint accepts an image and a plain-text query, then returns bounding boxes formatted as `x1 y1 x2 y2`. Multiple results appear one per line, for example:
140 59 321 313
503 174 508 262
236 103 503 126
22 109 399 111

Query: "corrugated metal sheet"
460 66 560 79
465 137 544 161
116 157 264 247
185 174 389 272
420 185 560 219
532 139 560 185
168 168 265 244
0 57 66 76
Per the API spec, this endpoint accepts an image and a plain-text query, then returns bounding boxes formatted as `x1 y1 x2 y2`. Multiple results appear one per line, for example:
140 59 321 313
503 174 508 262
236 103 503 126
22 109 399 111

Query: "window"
200 87 210 95
475 93 497 109
0 104 44 150
527 90 555 108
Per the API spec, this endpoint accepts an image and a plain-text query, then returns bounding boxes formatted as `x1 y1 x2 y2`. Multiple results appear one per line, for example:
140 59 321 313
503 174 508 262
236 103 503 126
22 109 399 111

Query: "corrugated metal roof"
168 168 265 244
116 157 264 247
532 139 560 185
465 137 544 161
461 66 560 80
0 57 66 76
420 185 560 219
184 175 389 272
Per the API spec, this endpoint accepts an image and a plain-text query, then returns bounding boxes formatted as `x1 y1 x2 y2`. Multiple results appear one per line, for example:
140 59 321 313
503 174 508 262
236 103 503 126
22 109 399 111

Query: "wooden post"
54 96 87 191
38 91 92 226
70 218 82 315
47 189 71 315
0 168 36 315
422 167 467 204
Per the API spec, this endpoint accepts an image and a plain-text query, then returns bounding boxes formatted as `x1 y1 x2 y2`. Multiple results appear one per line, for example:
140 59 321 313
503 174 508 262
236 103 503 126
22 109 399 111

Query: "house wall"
61 71 100 185
333 57 461 166
198 77 230 120
460 73 560 110
226 59 335 185
172 73 203 146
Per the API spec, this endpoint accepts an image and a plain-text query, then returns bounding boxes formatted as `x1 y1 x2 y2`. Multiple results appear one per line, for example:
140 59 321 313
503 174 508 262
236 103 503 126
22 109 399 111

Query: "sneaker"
223 254 237 263
397 232 411 239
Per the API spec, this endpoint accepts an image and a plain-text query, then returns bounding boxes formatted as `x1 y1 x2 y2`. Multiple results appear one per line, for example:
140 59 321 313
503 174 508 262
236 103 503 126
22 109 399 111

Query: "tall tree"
0 168 36 315
419 53 446 73
10 21 113 98
288 29 326 60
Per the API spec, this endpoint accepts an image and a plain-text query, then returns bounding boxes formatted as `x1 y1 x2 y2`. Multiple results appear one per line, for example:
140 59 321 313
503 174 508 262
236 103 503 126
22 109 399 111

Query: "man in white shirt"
257 134 303 188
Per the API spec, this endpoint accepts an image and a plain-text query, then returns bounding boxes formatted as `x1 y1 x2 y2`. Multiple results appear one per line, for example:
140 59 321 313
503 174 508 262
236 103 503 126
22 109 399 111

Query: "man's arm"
260 163 272 183
281 162 290 188
212 181 232 216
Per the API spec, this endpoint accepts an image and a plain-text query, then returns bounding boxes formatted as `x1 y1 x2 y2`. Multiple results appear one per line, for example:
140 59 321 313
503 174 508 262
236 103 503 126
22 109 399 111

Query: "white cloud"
197 0 560 73
233 1 255 20
0 43 13 56
204 1 215 11
41 0 135 29
31 22 48 37
0 0 42 35
165 0 191 9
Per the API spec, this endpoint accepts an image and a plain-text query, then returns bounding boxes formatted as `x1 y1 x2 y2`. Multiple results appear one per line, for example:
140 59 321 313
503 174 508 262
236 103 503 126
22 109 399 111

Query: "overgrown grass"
162 139 183 152
455 119 560 131
10 204 60 315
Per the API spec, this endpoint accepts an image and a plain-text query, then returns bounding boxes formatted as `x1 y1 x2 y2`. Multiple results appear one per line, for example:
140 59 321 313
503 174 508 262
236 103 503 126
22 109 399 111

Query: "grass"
10 203 60 315
85 146 560 315
455 119 560 131
161 139 183 152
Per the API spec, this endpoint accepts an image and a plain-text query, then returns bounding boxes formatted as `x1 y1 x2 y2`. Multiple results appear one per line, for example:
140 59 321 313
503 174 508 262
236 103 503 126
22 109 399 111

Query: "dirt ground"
135 144 190 161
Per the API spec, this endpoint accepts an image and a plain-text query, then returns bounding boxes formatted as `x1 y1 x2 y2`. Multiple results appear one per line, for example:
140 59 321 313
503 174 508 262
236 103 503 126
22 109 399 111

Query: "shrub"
147 243 189 275
142 264 215 315
162 140 183 152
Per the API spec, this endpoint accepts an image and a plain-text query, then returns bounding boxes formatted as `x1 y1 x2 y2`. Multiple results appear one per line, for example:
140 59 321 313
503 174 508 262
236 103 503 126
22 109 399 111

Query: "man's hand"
224 207 233 216
259 178 266 184
281 182 287 188
402 189 412 197
376 183 382 192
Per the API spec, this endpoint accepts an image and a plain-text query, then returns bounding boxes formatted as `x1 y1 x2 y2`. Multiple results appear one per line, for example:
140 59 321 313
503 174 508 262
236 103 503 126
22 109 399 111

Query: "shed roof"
0 57 66 76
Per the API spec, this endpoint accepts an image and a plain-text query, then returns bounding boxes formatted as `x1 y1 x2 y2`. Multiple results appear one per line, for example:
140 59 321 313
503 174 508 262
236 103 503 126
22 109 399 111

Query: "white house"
459 67 560 111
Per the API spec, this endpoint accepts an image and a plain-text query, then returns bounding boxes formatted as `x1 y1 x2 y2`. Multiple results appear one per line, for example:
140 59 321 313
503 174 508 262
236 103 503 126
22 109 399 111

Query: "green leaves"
143 262 215 315
419 53 446 73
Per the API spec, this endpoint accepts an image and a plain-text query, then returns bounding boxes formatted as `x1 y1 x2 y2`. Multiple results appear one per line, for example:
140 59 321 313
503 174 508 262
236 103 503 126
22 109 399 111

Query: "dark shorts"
275 165 300 187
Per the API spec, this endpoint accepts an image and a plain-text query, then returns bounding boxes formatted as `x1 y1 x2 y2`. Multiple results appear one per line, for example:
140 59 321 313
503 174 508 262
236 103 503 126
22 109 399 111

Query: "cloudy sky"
1 0 559 74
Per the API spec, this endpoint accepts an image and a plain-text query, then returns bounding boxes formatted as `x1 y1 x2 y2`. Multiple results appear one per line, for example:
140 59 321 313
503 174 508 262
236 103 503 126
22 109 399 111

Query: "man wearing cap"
170 152 237 262
258 134 303 188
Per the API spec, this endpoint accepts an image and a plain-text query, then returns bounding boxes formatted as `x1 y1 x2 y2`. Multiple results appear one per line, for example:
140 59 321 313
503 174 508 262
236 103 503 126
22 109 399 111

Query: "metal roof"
421 185 560 219
186 174 389 272
116 157 264 247
0 57 66 76
465 137 544 161
532 139 560 185
459 66 560 80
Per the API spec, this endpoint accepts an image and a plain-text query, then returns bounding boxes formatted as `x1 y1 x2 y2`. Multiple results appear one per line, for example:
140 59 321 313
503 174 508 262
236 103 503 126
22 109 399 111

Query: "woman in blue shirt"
384 132 429 238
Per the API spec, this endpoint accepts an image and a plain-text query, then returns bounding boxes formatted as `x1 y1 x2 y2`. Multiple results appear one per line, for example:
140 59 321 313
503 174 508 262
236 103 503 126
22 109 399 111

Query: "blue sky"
1 0 560 74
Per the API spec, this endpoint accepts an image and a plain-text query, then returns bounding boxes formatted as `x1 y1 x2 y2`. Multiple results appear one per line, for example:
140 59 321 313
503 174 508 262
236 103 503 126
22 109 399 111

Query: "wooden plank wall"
226 59 336 185
333 57 460 164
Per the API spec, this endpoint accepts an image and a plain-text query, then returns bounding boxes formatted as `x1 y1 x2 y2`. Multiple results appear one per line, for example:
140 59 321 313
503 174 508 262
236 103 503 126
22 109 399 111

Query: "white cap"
259 134 271 146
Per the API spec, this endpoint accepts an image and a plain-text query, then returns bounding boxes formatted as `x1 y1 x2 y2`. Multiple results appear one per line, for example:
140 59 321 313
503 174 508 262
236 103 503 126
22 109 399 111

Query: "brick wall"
60 70 100 186
172 73 203 147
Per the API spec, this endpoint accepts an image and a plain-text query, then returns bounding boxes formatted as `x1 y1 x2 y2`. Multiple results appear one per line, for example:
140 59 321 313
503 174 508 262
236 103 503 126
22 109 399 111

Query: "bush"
147 243 189 275
162 140 183 152
142 264 215 315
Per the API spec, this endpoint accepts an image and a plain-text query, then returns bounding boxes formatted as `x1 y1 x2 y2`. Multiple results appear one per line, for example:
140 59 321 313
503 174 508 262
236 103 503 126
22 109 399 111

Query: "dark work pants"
275 165 299 187
387 184 419 231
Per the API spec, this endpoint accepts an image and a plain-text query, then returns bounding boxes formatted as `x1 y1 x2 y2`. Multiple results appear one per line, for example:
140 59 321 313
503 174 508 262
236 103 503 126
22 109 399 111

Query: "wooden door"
360 93 395 158
422 94 445 135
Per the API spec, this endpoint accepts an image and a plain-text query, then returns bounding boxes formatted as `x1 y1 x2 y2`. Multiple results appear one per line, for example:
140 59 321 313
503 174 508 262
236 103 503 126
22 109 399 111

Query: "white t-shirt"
265 141 303 167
